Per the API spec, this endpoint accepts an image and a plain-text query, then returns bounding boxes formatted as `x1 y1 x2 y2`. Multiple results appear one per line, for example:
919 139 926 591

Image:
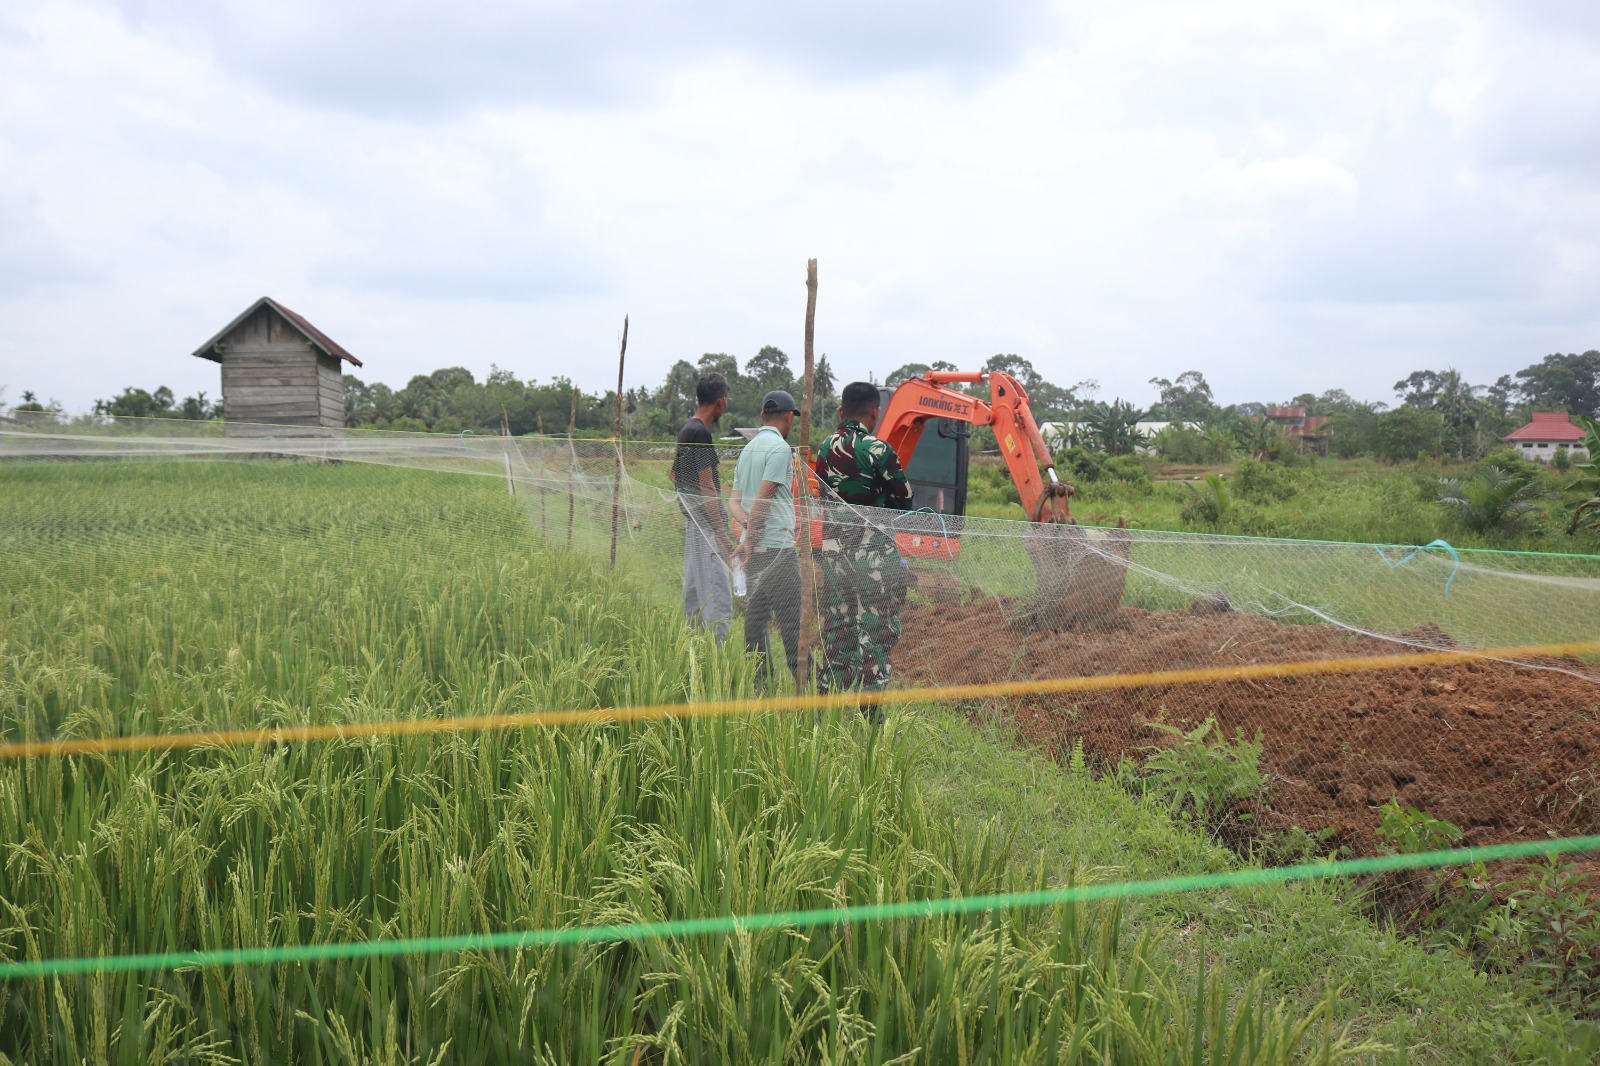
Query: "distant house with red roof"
1263 406 1332 454
1503 411 1589 463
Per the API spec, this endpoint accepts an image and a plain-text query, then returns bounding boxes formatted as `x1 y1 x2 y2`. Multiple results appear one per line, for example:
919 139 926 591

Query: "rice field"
0 461 1381 1063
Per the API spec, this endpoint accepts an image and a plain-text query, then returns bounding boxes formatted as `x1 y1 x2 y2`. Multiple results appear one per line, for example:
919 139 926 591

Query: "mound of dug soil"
892 598 1600 857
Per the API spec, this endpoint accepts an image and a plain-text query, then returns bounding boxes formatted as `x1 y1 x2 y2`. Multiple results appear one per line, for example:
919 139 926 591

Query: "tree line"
339 347 838 439
1129 352 1600 463
8 347 1597 462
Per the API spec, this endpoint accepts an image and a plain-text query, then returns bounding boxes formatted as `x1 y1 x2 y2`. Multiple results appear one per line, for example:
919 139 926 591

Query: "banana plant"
1565 417 1600 535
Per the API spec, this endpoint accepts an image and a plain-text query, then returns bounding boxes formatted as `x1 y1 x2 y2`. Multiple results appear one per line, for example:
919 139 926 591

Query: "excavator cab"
877 385 968 516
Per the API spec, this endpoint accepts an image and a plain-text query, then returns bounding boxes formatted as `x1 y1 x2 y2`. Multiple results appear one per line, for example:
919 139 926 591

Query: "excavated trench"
891 594 1600 865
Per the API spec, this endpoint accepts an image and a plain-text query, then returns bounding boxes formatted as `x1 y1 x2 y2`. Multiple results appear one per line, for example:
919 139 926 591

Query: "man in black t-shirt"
674 373 735 642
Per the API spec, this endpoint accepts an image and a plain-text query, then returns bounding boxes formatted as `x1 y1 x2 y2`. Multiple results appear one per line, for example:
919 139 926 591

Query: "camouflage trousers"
818 536 908 693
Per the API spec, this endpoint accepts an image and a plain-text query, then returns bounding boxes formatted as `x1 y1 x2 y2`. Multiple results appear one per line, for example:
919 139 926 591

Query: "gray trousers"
682 517 732 643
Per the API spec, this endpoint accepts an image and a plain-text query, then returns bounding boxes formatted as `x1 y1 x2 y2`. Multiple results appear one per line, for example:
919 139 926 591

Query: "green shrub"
1150 424 1234 464
1104 453 1153 491
1374 798 1463 854
1180 474 1234 526
1477 860 1600 1017
1056 445 1113 482
1232 456 1301 503
1478 447 1541 480
1141 718 1265 832
1059 449 1152 493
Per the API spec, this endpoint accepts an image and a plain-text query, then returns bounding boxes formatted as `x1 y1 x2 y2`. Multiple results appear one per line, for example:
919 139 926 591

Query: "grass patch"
914 709 1599 1062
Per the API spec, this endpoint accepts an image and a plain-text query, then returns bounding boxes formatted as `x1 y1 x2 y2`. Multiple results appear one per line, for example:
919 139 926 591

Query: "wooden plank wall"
316 353 345 427
217 307 344 437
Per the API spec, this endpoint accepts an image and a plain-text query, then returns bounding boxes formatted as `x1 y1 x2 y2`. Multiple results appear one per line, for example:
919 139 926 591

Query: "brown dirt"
892 597 1600 860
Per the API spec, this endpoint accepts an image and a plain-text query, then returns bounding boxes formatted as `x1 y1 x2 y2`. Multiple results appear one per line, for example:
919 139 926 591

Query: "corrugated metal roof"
192 296 362 367
1504 411 1585 442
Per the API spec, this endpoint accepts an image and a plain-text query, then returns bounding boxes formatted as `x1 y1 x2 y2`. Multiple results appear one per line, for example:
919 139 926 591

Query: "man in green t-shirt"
730 390 802 688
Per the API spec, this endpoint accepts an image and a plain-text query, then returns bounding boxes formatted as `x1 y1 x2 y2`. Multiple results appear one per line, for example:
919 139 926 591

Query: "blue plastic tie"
892 506 956 560
1375 539 1461 599
460 429 475 458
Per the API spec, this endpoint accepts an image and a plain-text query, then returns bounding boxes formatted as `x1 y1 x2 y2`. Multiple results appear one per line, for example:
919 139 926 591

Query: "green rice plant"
0 461 1373 1063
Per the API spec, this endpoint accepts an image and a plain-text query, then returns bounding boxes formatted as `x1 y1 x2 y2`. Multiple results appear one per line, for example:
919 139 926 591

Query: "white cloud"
102 0 1053 113
0 0 1597 414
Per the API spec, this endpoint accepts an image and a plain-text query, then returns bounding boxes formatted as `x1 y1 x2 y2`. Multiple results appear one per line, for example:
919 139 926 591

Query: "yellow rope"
3 639 1596 760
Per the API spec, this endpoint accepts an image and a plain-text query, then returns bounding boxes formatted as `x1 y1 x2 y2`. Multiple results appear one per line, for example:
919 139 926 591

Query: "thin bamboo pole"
567 387 577 547
501 405 514 496
798 259 818 685
611 315 628 568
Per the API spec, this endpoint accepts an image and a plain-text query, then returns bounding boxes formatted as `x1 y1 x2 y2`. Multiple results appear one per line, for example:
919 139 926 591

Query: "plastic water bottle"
732 562 747 597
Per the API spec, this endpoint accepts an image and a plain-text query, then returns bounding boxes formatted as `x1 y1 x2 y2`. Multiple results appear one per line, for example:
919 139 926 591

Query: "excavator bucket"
1008 483 1131 632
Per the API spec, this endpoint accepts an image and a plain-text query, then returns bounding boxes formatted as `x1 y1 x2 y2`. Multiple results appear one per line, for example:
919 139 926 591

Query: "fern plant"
1141 717 1265 831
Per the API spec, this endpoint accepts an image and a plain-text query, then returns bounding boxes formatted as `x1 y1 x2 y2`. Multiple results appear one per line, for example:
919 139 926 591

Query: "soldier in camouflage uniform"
813 381 914 694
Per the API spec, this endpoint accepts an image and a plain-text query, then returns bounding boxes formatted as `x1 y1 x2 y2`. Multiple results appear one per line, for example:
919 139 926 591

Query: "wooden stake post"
798 259 819 684
501 405 514 496
536 410 546 535
567 387 577 547
610 315 628 568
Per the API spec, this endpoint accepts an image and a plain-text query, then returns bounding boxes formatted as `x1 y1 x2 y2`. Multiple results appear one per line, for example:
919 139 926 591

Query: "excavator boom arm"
875 371 1067 522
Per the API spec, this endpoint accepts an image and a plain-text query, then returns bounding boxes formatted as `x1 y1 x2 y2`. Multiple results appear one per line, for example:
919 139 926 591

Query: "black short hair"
840 381 881 418
696 373 730 407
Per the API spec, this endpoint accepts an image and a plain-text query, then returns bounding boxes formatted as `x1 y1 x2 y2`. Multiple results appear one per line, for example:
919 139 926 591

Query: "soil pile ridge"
892 598 1600 855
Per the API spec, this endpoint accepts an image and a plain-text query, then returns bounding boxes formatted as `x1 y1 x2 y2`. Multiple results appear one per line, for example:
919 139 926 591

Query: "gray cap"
761 389 801 415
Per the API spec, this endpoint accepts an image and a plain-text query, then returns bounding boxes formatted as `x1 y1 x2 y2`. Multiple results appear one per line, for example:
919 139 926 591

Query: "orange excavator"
790 366 1129 629
805 368 1073 559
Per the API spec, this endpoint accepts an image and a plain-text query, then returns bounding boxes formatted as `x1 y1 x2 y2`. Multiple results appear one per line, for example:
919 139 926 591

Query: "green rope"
6 834 1597 981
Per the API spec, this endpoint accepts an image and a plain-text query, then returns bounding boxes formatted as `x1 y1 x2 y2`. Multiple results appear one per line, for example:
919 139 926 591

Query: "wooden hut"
193 297 361 436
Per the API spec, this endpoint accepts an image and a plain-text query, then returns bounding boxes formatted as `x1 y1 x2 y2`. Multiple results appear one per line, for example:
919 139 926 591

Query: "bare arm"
738 479 783 562
696 466 735 556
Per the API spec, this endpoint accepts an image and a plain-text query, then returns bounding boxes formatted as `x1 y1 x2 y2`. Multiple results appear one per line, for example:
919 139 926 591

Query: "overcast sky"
2 0 1598 414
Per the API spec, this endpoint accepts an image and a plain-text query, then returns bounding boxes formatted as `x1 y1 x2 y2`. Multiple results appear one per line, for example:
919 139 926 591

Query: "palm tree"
1432 368 1485 460
1435 466 1541 534
1184 473 1234 525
